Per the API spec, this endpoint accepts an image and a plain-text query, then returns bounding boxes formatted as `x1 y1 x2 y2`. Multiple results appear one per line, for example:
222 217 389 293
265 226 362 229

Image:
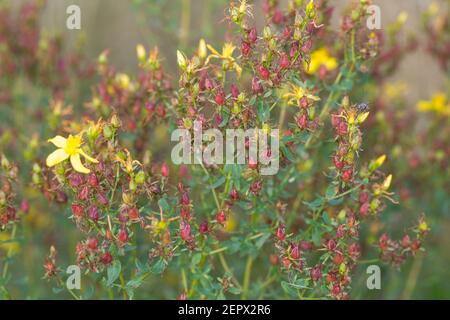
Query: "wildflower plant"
2 0 448 300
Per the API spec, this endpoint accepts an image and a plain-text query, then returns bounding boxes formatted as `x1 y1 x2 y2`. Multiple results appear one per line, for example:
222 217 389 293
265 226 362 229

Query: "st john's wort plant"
34 0 431 299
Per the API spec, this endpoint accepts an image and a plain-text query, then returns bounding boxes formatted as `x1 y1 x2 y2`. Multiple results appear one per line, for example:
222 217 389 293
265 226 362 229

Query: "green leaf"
157 197 170 212
150 258 166 274
322 212 331 225
210 176 226 189
106 260 121 287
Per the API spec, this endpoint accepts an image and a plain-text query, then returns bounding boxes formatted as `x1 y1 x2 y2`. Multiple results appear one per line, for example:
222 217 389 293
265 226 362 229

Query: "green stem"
241 256 254 299
2 224 17 280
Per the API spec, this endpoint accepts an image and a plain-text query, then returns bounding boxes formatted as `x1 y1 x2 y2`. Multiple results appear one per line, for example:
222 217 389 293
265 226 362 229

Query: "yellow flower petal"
206 44 221 57
46 149 69 167
70 153 90 174
48 136 67 148
79 149 99 164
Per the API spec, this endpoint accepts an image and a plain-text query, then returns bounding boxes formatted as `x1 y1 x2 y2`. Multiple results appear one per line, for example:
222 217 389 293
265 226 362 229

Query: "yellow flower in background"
283 84 320 105
198 39 207 60
206 42 242 77
384 82 408 100
0 233 19 254
224 213 237 233
306 47 338 75
417 92 450 116
46 135 98 174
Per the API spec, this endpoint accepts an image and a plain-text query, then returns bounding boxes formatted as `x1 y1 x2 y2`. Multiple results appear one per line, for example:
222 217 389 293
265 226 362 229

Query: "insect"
357 102 370 114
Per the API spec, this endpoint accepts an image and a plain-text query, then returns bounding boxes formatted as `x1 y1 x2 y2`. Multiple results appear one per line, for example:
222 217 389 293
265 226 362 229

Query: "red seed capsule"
216 210 226 225
101 252 113 265
258 65 270 80
118 229 129 243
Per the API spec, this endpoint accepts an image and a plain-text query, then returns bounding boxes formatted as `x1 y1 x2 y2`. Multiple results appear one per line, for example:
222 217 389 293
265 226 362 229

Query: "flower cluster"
0 155 20 230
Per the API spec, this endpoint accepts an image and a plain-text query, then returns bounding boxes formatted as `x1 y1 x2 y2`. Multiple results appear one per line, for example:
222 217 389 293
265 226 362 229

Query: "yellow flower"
283 84 320 105
46 134 98 174
417 92 450 116
305 47 338 75
0 232 19 254
384 82 408 100
136 44 146 62
206 42 242 77
198 39 207 60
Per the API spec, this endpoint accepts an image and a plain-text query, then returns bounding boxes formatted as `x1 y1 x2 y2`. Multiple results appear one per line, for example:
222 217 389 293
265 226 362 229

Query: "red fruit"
411 239 421 252
216 210 226 225
341 169 353 182
333 155 344 170
71 204 84 218
290 44 298 58
326 271 337 283
97 193 109 206
301 40 312 53
88 173 98 187
331 284 341 296
230 84 239 98
290 245 300 260
336 225 345 238
199 221 209 234
87 237 98 250
180 192 190 205
337 121 347 136
78 186 89 201
241 41 251 56
401 234 411 248
279 53 290 69
180 221 191 241
282 258 291 269
310 266 322 281
248 27 257 43
69 173 83 187
276 226 286 241
333 253 344 265
306 21 316 33
326 239 337 251
347 242 361 259
128 207 140 220
297 114 308 130
161 162 169 177
299 96 309 109
359 202 369 217
229 189 239 201
248 156 258 170
252 77 263 94
272 9 284 24
282 26 291 39
258 65 270 80
215 89 225 105
359 191 369 203
101 252 113 265
250 180 262 194
205 77 214 90
118 229 129 243
88 205 99 221
379 233 389 251
331 113 341 128
180 207 191 220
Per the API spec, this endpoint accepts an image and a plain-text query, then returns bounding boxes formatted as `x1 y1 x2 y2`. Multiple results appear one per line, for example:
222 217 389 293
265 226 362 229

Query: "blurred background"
10 0 445 102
